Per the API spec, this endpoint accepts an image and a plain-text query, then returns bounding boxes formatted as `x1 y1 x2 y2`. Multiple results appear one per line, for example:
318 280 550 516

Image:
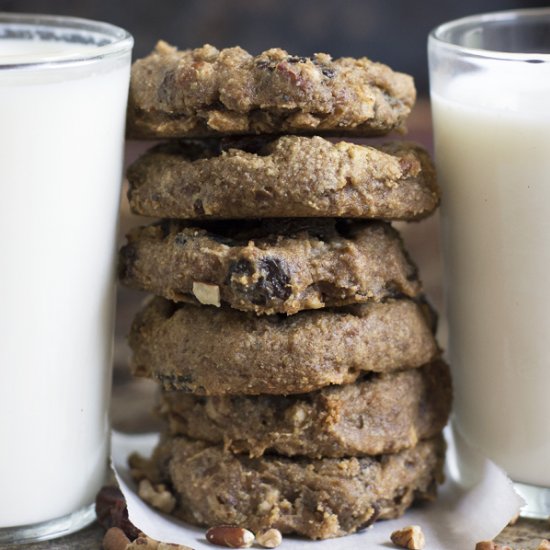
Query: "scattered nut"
475 542 513 550
138 479 176 513
103 527 130 550
192 281 221 307
391 525 425 550
537 540 550 550
205 525 255 548
256 528 282 548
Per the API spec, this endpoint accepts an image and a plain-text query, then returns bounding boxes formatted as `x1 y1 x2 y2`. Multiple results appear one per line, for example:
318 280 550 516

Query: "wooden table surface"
3 100 549 549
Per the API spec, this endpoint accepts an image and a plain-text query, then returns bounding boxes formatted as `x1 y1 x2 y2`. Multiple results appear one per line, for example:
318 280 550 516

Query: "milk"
0 39 130 526
432 67 550 487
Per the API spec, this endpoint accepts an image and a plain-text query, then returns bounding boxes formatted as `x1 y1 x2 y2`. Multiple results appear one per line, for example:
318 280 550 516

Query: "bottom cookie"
130 434 445 540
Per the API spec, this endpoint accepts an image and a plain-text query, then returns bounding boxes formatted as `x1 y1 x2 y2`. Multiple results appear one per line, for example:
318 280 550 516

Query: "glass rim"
429 7 550 62
0 12 133 70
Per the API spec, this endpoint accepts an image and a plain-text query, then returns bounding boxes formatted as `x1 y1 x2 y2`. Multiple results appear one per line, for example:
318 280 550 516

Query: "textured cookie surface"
119 219 421 315
129 296 439 395
127 42 415 138
127 137 439 220
160 361 451 457
131 435 445 540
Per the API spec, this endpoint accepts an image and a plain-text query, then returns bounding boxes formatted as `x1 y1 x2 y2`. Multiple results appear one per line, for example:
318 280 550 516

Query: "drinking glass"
0 13 133 542
429 8 550 518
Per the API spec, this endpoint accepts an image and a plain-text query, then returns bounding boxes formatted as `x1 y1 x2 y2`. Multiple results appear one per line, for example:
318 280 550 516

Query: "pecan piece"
205 525 254 548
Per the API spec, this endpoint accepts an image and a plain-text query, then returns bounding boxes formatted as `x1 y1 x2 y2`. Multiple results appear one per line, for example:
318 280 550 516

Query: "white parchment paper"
112 428 523 550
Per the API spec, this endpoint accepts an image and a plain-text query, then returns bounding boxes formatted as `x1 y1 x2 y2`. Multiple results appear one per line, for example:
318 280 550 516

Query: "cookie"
127 42 416 138
159 360 451 457
119 219 421 315
127 137 439 220
129 296 439 395
131 434 445 540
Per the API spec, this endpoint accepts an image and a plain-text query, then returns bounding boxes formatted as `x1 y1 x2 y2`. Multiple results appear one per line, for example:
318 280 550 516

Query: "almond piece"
205 525 254 548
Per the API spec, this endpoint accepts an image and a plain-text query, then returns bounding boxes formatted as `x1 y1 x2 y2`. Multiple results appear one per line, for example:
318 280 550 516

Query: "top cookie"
127 42 416 138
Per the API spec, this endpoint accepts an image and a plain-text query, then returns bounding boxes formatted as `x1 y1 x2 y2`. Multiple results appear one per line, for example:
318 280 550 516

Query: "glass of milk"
429 9 550 518
0 14 132 543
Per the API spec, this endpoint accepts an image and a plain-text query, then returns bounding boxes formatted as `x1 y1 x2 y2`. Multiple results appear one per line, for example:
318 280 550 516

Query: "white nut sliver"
193 282 221 307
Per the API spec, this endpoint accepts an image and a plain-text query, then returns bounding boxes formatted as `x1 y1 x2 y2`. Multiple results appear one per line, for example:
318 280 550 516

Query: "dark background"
1 0 547 94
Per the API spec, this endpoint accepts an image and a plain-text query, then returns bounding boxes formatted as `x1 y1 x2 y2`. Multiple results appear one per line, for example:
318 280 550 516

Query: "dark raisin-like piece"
157 70 176 104
228 257 291 305
193 199 205 216
250 257 292 305
227 258 255 278
95 486 140 540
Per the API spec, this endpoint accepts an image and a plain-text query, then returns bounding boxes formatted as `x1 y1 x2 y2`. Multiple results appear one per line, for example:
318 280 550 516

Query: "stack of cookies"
120 42 451 541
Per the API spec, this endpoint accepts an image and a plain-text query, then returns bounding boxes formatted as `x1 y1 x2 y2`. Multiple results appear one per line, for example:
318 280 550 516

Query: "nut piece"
538 540 550 550
256 528 282 548
193 281 221 307
138 479 176 513
206 525 255 548
103 527 130 550
475 542 513 550
391 525 425 550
